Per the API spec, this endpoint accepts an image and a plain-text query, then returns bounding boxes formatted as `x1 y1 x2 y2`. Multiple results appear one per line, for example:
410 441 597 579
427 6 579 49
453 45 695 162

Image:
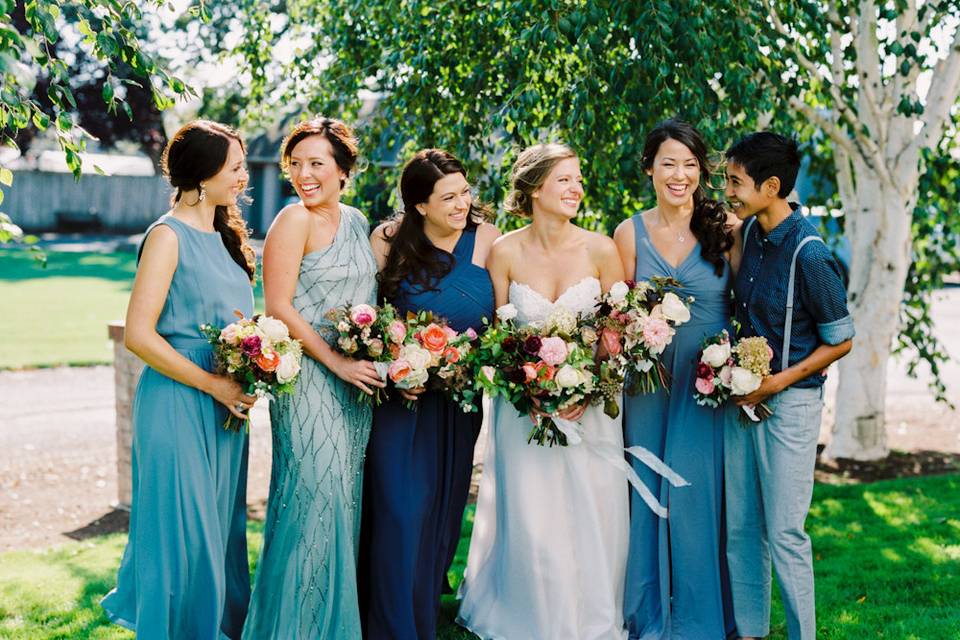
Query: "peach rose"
388 359 412 383
256 350 280 372
419 323 449 352
442 346 461 364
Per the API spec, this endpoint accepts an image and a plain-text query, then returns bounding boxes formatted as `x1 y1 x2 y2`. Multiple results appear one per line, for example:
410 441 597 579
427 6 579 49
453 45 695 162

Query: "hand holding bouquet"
693 330 774 422
200 312 303 431
595 277 694 395
326 302 405 405
474 303 599 446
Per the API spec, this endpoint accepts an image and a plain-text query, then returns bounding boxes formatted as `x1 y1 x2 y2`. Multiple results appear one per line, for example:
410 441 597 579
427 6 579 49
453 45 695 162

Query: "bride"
457 143 629 639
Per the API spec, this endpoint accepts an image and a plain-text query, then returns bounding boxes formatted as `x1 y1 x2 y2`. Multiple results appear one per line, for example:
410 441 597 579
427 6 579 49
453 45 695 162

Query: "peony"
538 336 568 366
660 292 691 324
219 322 240 345
555 364 582 389
640 316 673 355
241 335 262 357
729 366 762 396
480 365 497 385
256 350 280 372
419 323 449 352
601 328 623 356
367 338 385 358
608 280 630 302
349 303 377 327
695 375 716 395
387 320 407 344
388 359 412 383
256 315 289 343
496 303 518 322
276 352 301 383
719 365 733 387
399 344 432 371
701 342 732 368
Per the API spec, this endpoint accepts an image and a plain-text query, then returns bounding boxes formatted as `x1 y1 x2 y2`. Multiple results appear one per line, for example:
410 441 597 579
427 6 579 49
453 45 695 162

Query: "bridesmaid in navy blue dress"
613 120 739 639
360 149 498 639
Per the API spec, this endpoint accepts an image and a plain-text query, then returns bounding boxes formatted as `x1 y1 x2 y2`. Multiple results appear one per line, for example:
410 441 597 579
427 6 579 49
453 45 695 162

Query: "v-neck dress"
622 215 735 639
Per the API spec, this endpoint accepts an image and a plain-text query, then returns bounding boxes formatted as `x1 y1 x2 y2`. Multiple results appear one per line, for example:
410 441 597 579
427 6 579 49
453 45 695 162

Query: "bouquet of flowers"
473 303 602 447
200 312 303 431
693 330 774 422
325 302 407 405
594 277 694 395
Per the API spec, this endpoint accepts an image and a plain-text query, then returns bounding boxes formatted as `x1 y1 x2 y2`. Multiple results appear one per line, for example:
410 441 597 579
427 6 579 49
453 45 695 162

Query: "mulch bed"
815 445 960 484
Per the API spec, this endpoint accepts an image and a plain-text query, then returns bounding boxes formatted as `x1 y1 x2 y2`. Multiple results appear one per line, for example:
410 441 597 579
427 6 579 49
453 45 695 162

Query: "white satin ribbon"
552 417 584 446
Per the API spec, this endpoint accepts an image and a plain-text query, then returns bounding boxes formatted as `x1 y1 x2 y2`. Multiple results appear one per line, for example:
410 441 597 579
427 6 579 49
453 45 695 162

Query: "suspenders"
742 217 824 371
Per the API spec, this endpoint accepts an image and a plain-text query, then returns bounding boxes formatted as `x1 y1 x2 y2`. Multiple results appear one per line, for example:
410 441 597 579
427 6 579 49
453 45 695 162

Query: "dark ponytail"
162 119 256 281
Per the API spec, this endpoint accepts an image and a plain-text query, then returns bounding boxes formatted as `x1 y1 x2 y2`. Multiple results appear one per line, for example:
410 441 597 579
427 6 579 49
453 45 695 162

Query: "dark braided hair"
641 118 732 276
161 120 255 281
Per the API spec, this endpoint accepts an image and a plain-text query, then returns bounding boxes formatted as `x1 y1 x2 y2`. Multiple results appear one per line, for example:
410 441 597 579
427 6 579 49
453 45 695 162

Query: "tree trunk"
826 168 913 460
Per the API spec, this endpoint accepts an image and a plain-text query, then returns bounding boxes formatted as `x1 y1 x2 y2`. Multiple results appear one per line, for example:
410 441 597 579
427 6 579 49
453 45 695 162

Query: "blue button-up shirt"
733 207 855 388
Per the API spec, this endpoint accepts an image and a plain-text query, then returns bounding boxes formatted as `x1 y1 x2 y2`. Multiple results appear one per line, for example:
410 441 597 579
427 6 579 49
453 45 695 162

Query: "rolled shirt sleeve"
796 241 855 345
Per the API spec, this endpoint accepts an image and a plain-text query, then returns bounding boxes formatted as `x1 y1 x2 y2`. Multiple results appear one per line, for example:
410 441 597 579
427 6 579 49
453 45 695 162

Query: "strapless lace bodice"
508 276 601 326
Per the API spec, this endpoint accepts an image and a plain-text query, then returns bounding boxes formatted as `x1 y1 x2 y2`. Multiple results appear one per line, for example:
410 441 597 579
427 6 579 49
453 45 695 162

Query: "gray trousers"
724 386 824 639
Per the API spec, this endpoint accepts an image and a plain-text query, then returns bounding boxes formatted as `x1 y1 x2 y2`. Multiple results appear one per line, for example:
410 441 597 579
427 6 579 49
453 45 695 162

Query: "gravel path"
2 289 958 552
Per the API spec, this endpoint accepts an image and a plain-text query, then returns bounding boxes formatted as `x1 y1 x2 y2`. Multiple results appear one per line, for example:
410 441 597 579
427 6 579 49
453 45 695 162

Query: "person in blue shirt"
723 132 854 640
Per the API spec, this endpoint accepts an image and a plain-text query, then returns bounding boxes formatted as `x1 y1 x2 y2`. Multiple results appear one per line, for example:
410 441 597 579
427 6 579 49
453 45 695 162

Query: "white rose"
399 344 432 371
276 353 301 383
730 366 761 396
397 367 429 389
701 342 732 368
608 280 629 302
257 315 290 343
555 364 582 389
660 292 691 324
496 303 518 322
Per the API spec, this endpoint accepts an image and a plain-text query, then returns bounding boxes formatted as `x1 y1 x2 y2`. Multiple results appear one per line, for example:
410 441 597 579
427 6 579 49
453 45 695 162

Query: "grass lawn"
1 475 958 639
0 249 263 369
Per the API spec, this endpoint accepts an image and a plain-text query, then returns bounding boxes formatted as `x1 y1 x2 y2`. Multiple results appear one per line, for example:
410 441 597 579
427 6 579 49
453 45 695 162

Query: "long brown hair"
378 149 492 302
641 118 732 276
161 120 256 280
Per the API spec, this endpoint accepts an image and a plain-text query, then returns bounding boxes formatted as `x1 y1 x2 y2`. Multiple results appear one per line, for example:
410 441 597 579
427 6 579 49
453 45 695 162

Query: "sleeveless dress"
622 215 735 639
359 226 494 639
458 276 630 640
101 214 254 640
242 205 378 639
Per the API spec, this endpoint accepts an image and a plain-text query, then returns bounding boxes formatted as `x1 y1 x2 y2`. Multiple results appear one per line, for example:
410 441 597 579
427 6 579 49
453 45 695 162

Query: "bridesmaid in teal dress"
101 120 258 639
360 149 498 639
613 119 739 639
243 117 384 639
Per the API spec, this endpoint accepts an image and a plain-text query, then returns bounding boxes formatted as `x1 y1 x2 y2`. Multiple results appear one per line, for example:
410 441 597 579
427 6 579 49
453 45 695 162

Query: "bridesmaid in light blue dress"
102 120 257 639
360 149 498 639
613 120 737 639
243 117 383 639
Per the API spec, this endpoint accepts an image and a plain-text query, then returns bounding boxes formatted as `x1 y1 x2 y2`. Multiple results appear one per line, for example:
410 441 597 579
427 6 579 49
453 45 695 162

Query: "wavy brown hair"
161 120 255 281
279 116 359 190
378 149 493 302
504 143 578 217
641 118 732 276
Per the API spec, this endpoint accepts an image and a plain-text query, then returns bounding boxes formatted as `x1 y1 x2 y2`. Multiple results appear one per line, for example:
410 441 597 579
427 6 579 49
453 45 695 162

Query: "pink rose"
443 326 458 340
349 304 377 327
465 327 478 340
387 319 407 344
601 328 623 356
537 336 568 366
219 323 240 345
695 376 716 395
388 359 412 383
640 316 672 354
521 362 538 382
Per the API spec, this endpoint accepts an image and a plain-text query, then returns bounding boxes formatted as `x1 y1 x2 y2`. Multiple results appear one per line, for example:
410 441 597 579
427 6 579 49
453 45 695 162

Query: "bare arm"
263 207 385 394
612 218 636 281
486 236 513 311
125 225 255 419
725 213 744 276
369 221 396 271
595 234 626 292
735 340 853 406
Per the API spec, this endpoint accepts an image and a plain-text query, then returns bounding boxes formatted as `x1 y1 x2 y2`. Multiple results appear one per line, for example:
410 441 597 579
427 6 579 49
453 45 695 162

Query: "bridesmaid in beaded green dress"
243 118 384 639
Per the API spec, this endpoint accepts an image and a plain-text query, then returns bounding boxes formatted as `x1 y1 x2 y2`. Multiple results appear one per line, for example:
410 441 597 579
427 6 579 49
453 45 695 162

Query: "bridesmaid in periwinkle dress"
101 120 258 639
613 119 740 639
360 149 498 639
243 117 384 638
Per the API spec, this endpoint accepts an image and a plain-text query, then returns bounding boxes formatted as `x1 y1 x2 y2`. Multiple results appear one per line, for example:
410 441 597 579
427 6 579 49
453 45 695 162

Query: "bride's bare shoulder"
489 226 527 257
580 226 619 257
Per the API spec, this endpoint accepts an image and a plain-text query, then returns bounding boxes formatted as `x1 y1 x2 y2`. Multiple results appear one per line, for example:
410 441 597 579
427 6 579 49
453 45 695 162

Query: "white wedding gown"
458 277 629 640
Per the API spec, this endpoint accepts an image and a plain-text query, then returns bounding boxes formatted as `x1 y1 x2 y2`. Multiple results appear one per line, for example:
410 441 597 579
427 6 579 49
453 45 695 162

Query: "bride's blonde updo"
504 143 577 217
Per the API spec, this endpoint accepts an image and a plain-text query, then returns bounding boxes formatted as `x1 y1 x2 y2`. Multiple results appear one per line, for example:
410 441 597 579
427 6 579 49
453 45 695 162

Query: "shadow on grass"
64 509 130 542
